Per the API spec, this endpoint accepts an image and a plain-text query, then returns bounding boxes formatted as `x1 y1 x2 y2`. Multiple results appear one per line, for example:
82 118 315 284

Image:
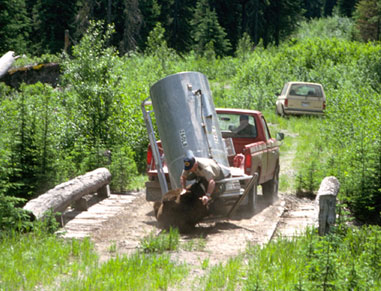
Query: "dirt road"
61 133 318 268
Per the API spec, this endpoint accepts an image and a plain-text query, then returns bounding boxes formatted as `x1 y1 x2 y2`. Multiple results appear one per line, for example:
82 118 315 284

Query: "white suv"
276 82 326 116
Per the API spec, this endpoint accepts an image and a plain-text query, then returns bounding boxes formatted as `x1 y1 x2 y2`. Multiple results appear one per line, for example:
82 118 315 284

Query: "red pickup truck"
145 108 283 208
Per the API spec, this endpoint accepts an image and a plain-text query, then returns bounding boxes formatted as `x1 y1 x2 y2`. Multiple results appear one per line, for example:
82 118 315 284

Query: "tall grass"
0 230 97 290
1 210 379 290
60 252 188 291
265 110 328 195
139 227 180 253
0 226 190 290
198 226 381 290
203 256 244 291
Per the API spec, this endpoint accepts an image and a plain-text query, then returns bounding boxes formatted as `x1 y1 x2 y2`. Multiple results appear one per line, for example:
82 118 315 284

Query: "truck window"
261 116 271 141
218 113 257 138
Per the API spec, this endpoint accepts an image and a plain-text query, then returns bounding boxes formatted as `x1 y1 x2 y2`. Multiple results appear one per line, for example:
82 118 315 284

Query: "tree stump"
316 176 340 235
23 168 111 220
0 51 17 78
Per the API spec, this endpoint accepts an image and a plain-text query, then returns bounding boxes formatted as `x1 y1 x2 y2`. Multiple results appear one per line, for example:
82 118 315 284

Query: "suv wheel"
276 106 281 116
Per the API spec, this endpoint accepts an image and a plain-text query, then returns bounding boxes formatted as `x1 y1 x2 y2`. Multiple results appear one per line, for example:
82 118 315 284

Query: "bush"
109 146 138 193
0 194 32 233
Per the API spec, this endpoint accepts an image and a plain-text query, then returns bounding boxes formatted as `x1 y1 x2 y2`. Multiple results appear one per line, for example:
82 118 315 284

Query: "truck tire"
262 165 279 204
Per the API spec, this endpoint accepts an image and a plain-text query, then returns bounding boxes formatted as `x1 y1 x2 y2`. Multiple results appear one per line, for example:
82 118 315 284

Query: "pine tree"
303 0 324 18
241 0 267 45
31 0 78 54
263 0 304 46
0 0 31 54
354 0 381 41
167 0 196 53
210 0 241 52
120 0 142 53
323 0 337 16
338 0 358 17
138 0 161 50
191 0 231 56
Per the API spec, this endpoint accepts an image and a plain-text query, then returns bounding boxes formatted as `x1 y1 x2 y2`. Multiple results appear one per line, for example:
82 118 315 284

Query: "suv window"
290 84 323 97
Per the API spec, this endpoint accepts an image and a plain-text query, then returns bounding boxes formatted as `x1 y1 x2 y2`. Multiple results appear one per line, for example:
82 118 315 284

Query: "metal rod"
141 97 168 196
196 89 214 158
227 173 258 218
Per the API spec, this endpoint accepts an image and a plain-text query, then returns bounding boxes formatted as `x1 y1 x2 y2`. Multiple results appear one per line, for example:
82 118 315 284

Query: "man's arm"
200 178 215 205
181 174 187 189
232 123 249 135
206 179 216 196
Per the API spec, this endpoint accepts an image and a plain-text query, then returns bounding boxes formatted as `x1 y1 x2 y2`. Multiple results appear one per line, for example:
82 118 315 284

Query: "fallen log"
23 168 111 220
316 176 340 235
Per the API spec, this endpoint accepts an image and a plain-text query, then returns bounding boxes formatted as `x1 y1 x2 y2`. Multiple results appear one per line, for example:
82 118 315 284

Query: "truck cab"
216 108 280 186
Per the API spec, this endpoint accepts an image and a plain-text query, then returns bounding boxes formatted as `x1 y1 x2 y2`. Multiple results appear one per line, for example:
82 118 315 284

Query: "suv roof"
286 81 323 86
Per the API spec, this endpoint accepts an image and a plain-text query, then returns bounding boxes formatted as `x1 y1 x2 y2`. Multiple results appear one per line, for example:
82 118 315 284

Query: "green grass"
203 256 244 291
3 223 379 290
60 252 188 291
265 110 328 194
181 236 207 251
139 227 180 253
198 226 381 290
0 227 189 290
127 174 147 191
0 230 97 290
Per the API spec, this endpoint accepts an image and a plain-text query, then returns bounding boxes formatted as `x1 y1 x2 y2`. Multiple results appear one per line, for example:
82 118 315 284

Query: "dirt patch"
91 191 286 263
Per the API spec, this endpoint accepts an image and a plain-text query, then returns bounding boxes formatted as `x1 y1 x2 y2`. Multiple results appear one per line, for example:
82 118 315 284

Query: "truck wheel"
247 179 257 213
262 165 279 204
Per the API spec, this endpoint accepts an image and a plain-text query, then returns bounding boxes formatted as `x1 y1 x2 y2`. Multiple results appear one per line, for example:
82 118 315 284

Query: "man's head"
184 150 196 170
240 115 249 121
240 115 249 125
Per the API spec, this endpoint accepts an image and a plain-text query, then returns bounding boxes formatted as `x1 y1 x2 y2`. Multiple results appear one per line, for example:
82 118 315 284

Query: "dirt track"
61 133 318 268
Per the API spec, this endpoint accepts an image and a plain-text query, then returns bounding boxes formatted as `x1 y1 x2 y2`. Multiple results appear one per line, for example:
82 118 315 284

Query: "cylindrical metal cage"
150 71 228 189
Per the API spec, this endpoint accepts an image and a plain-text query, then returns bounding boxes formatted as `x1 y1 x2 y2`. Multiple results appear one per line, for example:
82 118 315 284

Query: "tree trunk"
23 168 111 220
316 176 340 235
